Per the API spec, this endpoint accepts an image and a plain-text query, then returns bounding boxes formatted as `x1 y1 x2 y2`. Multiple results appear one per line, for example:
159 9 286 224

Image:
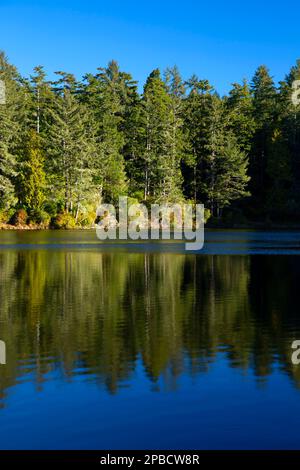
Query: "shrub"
10 208 28 226
77 211 96 227
50 212 76 229
204 208 211 223
43 201 60 217
28 209 51 226
0 209 14 224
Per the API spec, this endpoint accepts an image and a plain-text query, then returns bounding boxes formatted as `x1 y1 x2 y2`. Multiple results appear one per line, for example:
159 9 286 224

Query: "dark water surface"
0 230 300 449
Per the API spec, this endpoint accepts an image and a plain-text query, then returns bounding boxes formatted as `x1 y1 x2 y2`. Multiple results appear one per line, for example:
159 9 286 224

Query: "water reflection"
0 251 300 404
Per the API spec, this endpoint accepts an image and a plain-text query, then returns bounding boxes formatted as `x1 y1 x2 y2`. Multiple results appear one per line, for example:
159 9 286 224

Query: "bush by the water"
10 209 28 226
50 213 76 229
28 209 51 226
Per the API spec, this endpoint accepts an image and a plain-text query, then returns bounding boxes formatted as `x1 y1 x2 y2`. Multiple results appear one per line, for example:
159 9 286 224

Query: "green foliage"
0 140 16 208
82 61 128 204
46 87 96 214
1 51 300 225
139 68 184 202
50 212 76 229
17 130 46 212
226 80 256 153
28 208 51 225
0 208 14 224
0 51 22 209
10 208 28 226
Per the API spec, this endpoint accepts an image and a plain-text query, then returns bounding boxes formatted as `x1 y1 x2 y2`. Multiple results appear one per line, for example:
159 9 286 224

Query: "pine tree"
275 60 300 217
0 140 16 209
0 51 24 208
47 88 96 215
265 128 291 216
204 97 250 215
184 80 250 214
183 76 215 203
249 66 277 213
163 66 186 202
27 65 53 135
226 80 255 153
207 133 250 214
17 130 46 212
2 48 300 225
121 72 143 199
82 61 128 203
141 68 183 202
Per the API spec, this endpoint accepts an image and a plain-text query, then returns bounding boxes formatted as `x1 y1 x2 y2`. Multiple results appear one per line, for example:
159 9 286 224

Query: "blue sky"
0 0 299 94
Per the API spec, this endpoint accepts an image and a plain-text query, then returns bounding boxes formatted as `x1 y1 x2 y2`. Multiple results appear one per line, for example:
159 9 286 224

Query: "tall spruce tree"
249 66 277 214
141 68 183 202
0 52 24 209
184 79 249 214
226 80 255 154
203 96 250 215
27 66 53 136
183 77 215 203
17 130 46 213
47 85 96 215
274 60 300 217
82 61 127 203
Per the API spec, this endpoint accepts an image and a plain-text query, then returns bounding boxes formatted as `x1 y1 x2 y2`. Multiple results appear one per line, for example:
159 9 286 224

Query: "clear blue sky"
1 0 299 94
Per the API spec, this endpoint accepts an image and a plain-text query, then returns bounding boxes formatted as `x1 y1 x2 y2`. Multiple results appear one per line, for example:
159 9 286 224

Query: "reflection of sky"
0 356 300 449
1 230 300 254
0 233 300 449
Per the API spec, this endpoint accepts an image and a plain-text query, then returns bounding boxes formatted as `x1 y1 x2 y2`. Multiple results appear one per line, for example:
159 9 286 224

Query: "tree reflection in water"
0 250 300 403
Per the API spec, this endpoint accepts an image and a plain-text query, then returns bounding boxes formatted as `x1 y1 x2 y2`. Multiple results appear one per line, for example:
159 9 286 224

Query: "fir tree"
17 130 46 212
183 76 215 203
226 80 255 153
47 88 96 214
82 61 128 203
141 68 183 202
249 66 277 213
0 51 23 208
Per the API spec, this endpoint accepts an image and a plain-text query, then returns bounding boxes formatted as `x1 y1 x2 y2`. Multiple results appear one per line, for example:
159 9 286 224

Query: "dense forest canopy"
0 51 300 227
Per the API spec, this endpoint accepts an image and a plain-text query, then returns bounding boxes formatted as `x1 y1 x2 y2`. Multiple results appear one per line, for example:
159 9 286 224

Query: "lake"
0 230 300 449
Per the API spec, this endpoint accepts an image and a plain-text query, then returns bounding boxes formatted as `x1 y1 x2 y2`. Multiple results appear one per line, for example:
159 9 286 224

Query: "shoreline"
0 223 93 231
2 223 300 231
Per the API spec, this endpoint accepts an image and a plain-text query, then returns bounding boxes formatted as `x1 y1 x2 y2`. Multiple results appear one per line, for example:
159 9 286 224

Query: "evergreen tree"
47 88 96 215
17 130 46 213
0 139 16 209
275 60 300 217
141 68 183 202
26 65 53 136
0 51 24 208
184 77 215 203
82 61 128 203
1 49 300 226
249 66 277 213
226 80 255 153
163 66 186 202
203 96 249 215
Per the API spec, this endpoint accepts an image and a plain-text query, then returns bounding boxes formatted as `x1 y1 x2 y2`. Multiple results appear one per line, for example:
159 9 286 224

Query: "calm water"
0 230 300 449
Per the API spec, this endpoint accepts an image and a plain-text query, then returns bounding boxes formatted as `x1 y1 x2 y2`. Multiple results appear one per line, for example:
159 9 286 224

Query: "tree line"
0 51 300 227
